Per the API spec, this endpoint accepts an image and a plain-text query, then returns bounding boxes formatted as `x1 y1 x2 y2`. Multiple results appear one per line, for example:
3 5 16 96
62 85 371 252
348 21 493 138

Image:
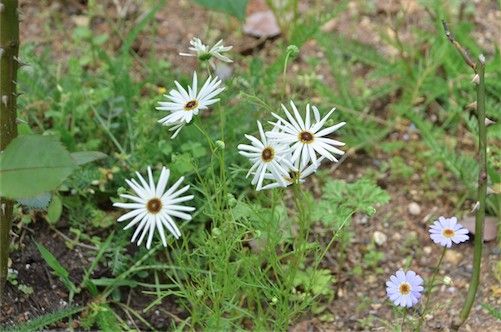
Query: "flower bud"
286 45 299 59
215 140 225 150
212 227 221 237
226 193 237 208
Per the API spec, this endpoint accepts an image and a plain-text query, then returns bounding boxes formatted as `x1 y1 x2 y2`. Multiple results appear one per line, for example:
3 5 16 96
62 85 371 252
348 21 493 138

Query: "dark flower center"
261 147 274 162
298 131 314 144
147 198 162 214
185 100 198 111
442 228 455 238
199 53 212 61
399 282 411 295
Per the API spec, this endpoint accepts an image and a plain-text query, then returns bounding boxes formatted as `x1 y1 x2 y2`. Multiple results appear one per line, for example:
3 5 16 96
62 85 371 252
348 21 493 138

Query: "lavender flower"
429 216 469 248
386 270 424 307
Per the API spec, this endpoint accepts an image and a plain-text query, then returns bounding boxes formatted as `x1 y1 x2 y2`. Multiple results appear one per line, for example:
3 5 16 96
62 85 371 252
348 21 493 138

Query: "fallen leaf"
243 10 280 38
462 216 498 242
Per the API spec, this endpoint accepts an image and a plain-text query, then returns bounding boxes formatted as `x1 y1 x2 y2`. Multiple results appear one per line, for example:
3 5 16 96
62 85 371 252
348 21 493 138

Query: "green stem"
0 0 20 301
443 22 488 329
401 308 408 331
457 56 487 328
417 247 446 331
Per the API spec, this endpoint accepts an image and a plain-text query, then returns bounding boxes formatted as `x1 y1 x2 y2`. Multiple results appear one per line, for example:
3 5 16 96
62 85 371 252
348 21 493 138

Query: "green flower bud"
286 45 299 59
215 140 225 150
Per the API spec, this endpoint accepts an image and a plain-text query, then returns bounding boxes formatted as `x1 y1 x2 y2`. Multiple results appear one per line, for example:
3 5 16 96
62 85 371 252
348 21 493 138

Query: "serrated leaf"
0 135 76 199
193 0 248 21
71 151 107 165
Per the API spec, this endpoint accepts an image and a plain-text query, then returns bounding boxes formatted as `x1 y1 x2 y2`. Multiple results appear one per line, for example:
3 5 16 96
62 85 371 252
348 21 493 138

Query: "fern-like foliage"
3 306 82 332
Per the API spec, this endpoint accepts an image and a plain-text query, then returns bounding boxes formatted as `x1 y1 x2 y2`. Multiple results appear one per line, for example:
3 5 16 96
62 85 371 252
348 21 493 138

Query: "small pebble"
408 202 421 215
445 250 464 265
373 231 387 246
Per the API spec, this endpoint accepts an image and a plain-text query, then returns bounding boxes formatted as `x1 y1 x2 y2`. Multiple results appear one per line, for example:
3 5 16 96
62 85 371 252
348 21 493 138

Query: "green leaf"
2 306 83 332
34 241 77 294
0 135 76 199
16 192 52 209
46 195 63 224
71 151 107 165
193 0 248 21
90 278 138 288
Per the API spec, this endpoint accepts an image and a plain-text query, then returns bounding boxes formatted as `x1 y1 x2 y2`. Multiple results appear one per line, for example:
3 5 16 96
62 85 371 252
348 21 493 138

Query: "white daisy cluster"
238 101 346 191
155 38 233 139
114 38 233 248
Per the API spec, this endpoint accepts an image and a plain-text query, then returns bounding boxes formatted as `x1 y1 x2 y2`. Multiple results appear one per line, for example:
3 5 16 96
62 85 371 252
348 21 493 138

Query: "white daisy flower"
267 101 346 168
114 166 195 249
429 216 469 248
156 72 225 137
180 37 233 64
238 121 294 191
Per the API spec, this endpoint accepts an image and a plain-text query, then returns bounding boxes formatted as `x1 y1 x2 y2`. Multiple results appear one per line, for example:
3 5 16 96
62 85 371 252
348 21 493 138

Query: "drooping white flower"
238 121 294 191
180 37 233 63
156 72 224 138
114 166 195 249
429 216 469 248
267 101 346 168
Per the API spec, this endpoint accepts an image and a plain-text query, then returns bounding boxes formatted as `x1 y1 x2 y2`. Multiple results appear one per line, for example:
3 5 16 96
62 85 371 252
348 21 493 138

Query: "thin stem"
457 56 487 328
0 0 20 301
401 308 408 331
417 247 447 330
443 22 488 329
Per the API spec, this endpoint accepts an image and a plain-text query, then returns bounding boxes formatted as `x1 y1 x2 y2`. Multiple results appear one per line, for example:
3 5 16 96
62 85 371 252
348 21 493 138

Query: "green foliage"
34 241 78 298
193 0 248 21
46 195 63 224
313 178 390 226
2 306 83 332
482 304 501 320
71 151 107 166
0 135 76 199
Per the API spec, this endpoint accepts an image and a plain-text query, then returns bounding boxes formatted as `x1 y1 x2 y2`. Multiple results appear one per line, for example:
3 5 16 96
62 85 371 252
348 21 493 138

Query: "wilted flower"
238 121 294 191
386 270 424 308
114 166 195 249
156 72 224 138
429 216 469 248
267 101 346 168
179 37 233 64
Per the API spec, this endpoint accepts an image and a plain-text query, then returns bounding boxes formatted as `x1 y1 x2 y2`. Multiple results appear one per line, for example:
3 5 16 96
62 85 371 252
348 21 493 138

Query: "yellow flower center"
146 198 162 214
261 147 274 162
399 282 411 295
184 100 198 111
298 131 314 144
442 228 455 238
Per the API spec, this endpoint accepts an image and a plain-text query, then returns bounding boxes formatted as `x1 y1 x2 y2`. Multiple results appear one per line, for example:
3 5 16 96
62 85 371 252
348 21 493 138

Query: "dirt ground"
2 0 500 331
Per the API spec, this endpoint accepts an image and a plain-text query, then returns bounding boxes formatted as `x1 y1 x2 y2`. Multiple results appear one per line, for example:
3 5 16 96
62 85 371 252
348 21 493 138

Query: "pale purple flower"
429 216 469 248
386 270 424 308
